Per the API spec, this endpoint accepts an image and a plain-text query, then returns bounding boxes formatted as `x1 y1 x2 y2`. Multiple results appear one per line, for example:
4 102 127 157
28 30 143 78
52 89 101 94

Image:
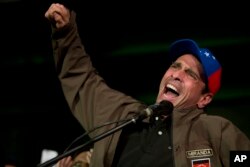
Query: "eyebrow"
172 61 204 81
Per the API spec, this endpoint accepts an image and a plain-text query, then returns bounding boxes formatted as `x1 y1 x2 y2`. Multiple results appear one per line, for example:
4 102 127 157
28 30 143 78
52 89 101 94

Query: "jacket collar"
172 107 204 126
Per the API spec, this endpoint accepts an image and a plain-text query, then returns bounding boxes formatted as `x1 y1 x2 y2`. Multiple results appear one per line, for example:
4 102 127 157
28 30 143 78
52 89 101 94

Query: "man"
45 3 250 167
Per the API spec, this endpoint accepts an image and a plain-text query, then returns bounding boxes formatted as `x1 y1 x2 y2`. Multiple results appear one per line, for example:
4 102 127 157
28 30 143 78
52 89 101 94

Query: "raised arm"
44 3 144 135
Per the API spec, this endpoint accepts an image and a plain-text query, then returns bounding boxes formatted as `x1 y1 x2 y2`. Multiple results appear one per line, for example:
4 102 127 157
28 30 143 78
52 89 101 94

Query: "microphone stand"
37 117 139 167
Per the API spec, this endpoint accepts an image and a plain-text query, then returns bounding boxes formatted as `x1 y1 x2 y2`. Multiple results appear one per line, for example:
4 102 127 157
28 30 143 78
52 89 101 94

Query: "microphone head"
154 100 173 116
137 100 173 121
160 100 173 110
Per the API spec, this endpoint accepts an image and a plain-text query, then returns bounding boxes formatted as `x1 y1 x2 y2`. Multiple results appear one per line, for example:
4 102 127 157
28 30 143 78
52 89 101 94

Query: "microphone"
37 100 173 167
136 100 173 121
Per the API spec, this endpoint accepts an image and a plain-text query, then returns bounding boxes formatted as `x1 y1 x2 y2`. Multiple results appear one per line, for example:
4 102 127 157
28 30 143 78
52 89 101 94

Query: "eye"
170 62 180 69
186 69 199 80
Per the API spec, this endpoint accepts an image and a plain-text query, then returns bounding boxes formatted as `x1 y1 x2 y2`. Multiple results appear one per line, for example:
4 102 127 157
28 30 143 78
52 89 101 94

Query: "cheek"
185 81 204 94
162 70 172 79
159 72 170 86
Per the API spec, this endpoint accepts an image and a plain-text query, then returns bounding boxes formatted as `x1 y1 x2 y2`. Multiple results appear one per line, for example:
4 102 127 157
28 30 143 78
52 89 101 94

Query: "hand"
44 3 70 29
74 149 93 165
4 165 16 167
56 156 73 167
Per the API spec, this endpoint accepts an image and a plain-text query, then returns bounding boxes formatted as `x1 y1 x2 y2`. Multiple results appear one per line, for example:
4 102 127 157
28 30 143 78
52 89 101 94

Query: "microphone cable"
63 100 173 153
63 118 133 153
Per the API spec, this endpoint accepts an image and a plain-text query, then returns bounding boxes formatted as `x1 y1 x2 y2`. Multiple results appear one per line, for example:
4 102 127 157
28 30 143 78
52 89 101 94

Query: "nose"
171 69 184 81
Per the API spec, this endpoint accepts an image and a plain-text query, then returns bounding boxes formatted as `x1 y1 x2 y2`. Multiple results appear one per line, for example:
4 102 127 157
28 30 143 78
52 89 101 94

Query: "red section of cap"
208 68 222 94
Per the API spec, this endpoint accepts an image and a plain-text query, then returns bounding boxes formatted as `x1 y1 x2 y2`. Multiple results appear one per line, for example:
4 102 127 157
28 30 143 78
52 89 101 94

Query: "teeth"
166 84 177 92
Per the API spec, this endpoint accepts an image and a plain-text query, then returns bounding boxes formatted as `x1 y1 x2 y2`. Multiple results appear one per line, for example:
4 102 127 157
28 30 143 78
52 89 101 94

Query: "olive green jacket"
51 11 250 167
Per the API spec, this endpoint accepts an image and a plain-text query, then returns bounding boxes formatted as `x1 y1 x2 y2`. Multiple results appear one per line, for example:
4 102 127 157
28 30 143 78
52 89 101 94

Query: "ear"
197 93 213 109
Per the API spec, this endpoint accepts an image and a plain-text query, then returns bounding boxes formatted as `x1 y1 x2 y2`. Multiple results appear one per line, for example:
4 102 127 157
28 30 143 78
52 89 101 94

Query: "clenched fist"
45 3 70 29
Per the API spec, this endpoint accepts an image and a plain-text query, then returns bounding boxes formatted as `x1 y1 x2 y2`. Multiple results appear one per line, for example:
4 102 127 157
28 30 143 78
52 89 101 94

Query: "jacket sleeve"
219 117 250 166
50 11 145 137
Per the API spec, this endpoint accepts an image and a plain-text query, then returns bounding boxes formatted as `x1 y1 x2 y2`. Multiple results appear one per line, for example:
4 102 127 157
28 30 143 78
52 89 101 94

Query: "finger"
53 3 70 24
55 3 68 15
64 156 73 164
53 12 62 22
45 3 58 20
56 159 62 167
45 3 63 20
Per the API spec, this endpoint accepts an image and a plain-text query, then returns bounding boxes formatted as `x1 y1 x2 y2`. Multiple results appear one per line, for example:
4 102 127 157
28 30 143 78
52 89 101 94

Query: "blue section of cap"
198 48 221 77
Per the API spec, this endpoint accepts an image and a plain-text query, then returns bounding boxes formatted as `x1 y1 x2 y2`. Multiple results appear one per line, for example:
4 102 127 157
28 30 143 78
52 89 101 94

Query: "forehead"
175 54 202 67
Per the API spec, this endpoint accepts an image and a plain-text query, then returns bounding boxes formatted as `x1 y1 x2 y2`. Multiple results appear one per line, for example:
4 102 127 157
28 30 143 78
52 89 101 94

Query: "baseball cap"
168 39 222 95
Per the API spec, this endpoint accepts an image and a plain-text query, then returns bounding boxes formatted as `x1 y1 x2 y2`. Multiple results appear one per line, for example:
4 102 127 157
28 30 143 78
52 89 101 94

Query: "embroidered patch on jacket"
192 158 210 167
186 149 213 158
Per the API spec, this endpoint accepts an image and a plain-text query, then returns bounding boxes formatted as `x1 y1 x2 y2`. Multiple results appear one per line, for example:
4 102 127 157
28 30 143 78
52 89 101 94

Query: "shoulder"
196 113 237 133
199 113 232 124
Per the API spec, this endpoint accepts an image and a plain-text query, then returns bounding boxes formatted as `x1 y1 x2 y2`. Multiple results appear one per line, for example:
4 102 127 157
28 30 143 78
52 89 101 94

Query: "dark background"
0 0 250 166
